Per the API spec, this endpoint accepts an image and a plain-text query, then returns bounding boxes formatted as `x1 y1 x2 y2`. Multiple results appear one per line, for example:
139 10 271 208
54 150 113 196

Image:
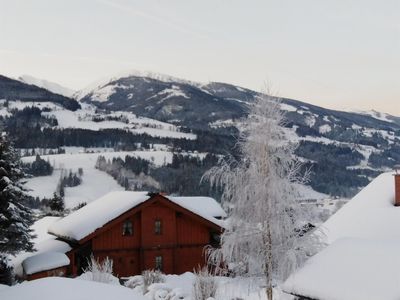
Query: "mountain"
76 72 400 196
18 75 75 98
0 71 399 197
0 75 80 111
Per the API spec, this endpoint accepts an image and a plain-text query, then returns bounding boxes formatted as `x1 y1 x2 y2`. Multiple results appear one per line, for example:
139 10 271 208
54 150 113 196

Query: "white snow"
22 150 173 208
320 172 398 243
22 252 70 275
167 196 227 219
0 277 147 300
18 75 75 97
283 238 400 300
41 103 196 140
280 103 297 112
11 217 71 277
355 109 394 123
48 191 150 241
49 192 225 242
318 124 332 134
158 85 190 102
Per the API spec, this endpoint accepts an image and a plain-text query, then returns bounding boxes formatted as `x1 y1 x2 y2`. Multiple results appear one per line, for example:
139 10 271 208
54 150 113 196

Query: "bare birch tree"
205 93 320 300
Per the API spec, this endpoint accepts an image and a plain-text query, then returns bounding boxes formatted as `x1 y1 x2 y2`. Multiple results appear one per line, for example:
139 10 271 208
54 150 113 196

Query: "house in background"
283 171 400 299
21 192 225 280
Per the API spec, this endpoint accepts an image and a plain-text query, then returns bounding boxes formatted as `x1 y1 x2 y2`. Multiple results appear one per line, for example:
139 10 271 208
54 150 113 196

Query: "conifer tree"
0 134 35 283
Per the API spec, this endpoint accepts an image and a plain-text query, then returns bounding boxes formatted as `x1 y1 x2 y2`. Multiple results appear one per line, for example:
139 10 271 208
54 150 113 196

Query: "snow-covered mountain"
1 71 399 197
0 75 80 111
18 75 75 98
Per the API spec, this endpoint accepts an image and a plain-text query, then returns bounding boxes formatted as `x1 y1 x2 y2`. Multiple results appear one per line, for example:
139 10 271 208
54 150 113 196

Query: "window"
155 256 163 271
122 219 133 236
154 219 162 235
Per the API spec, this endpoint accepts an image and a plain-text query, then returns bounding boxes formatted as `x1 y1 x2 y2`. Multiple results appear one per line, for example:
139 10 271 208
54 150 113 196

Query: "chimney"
395 165 400 206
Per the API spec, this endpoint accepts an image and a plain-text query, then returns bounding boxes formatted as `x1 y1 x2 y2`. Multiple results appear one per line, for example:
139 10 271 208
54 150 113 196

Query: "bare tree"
205 93 320 300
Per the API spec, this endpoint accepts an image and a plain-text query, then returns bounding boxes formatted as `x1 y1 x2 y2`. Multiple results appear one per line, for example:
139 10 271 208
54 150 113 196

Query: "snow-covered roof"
167 196 227 219
22 252 70 275
11 217 72 277
48 192 225 242
283 238 400 300
320 172 397 243
0 277 147 300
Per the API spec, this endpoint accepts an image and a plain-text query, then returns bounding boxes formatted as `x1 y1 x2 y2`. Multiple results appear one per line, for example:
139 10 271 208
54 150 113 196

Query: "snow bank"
49 191 150 241
0 277 147 300
22 252 69 275
320 172 397 243
284 238 400 300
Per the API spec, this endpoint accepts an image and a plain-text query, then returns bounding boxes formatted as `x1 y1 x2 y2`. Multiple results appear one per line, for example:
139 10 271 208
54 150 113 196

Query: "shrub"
82 255 116 284
193 267 217 300
142 269 165 294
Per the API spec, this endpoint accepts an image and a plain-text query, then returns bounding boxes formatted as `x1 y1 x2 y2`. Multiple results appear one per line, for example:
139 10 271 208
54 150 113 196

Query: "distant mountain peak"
18 75 75 98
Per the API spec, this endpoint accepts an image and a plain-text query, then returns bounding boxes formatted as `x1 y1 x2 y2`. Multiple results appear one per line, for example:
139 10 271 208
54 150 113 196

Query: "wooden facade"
26 266 68 281
64 194 222 277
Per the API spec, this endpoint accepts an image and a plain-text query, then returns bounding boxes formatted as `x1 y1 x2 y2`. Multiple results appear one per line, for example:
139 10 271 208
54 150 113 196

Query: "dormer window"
122 219 133 236
154 219 162 235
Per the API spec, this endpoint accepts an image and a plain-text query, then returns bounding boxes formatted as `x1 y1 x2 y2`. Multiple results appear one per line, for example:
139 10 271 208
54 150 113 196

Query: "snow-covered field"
22 150 174 208
0 100 196 140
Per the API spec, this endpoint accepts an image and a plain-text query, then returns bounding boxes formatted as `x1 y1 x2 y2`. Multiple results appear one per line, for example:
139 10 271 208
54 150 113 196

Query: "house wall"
70 195 218 277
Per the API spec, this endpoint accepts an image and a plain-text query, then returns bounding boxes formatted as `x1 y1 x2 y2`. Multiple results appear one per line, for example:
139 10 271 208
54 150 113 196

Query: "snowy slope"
22 150 174 208
18 75 75 97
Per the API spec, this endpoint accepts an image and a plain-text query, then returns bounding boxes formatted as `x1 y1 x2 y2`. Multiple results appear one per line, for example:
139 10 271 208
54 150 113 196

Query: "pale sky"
1 0 399 114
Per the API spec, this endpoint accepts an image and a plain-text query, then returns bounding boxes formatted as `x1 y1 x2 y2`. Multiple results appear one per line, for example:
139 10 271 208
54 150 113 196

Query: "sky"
0 0 399 114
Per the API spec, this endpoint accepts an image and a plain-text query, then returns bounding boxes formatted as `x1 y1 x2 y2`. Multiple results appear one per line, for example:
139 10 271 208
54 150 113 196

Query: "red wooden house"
39 192 225 278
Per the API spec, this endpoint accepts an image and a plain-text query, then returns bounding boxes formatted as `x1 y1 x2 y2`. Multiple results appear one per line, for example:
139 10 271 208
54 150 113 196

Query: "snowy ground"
21 150 175 208
0 100 196 140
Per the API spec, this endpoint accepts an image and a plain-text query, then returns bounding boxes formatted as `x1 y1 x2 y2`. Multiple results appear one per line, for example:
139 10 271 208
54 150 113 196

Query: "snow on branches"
205 94 321 299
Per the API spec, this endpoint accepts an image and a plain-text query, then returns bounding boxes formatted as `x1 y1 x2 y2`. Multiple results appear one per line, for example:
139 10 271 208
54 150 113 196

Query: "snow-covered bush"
145 283 171 300
124 275 144 292
192 267 217 300
81 255 117 284
142 269 165 294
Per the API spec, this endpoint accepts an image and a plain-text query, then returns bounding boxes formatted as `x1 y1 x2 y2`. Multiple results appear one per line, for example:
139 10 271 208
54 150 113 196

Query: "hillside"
0 71 399 197
18 75 75 98
0 75 80 111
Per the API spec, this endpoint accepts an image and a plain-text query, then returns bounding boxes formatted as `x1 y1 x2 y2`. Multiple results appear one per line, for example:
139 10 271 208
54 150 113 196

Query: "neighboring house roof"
284 172 400 299
12 217 72 277
48 192 226 242
22 252 70 275
283 238 400 300
319 172 397 243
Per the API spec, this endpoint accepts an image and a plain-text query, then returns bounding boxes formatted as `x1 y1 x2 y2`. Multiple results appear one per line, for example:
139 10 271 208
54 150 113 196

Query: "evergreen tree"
48 192 65 212
0 134 35 283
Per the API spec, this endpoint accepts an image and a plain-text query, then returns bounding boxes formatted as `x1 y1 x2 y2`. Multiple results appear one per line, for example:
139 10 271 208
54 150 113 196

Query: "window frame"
122 219 133 236
155 255 163 271
154 219 162 235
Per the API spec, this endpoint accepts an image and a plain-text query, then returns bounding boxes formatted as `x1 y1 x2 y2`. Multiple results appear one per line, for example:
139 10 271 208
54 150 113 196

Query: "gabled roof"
320 172 397 243
283 238 400 300
48 192 225 242
284 172 400 299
